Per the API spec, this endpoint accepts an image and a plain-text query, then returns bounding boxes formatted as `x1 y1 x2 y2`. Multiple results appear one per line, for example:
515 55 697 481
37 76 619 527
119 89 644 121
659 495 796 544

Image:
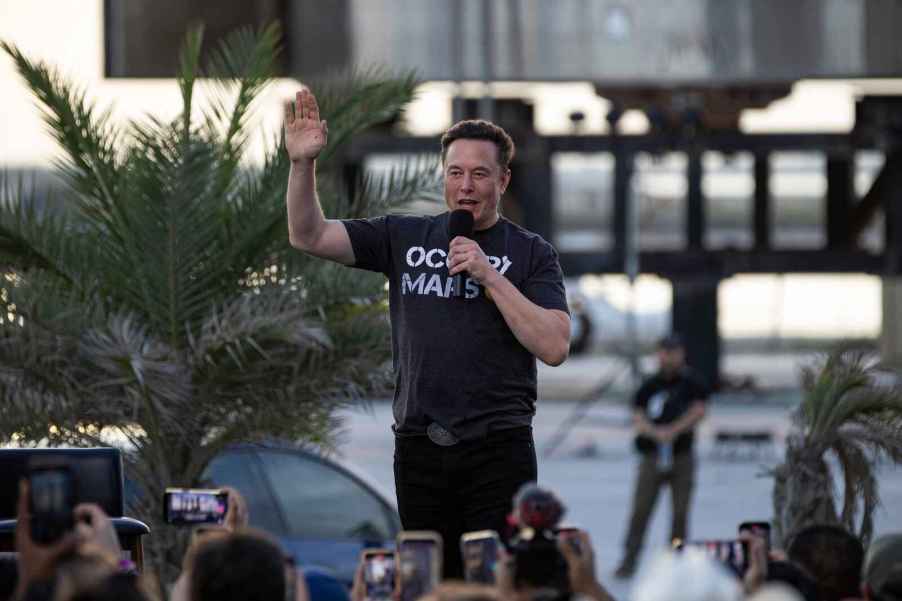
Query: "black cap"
657 333 684 350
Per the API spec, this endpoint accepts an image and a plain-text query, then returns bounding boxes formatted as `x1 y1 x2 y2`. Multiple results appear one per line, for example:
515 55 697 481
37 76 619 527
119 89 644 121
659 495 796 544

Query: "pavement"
535 351 822 402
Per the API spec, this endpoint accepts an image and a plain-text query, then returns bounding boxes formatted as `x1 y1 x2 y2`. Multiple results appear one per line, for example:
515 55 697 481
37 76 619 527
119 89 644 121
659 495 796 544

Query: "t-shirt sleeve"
341 217 392 275
692 374 711 403
633 380 652 410
521 239 570 314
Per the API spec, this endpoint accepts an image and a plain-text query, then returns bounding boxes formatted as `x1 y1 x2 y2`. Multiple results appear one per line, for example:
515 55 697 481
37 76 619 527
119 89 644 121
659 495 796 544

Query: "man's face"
443 138 510 231
657 347 685 374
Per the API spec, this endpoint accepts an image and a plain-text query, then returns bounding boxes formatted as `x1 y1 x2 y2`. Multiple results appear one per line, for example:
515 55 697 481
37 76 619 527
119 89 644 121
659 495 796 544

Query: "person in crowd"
0 554 19 601
497 529 616 601
632 548 742 601
746 584 806 601
176 529 290 601
614 334 708 578
350 528 616 601
304 567 351 601
761 561 819 601
171 488 310 601
13 479 157 601
51 554 157 601
742 529 816 601
861 533 902 601
786 524 864 601
283 88 570 577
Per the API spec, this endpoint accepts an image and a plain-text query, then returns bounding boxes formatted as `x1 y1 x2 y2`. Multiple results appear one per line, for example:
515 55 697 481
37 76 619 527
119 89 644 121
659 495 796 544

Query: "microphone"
447 209 474 299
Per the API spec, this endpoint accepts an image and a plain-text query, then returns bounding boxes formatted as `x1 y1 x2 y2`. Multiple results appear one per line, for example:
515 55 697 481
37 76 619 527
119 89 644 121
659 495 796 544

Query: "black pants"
621 451 696 566
393 426 537 579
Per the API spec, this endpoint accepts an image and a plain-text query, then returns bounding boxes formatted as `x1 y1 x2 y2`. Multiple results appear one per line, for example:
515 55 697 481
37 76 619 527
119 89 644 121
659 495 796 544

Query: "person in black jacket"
614 334 708 579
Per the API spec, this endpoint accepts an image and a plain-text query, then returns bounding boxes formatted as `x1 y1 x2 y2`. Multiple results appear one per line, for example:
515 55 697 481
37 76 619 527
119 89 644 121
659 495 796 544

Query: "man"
861 533 902 601
787 524 864 601
283 89 571 578
614 334 707 579
182 530 290 601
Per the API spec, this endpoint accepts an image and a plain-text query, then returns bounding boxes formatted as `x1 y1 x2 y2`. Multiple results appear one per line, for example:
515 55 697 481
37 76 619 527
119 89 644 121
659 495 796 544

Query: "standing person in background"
283 89 571 578
614 334 708 579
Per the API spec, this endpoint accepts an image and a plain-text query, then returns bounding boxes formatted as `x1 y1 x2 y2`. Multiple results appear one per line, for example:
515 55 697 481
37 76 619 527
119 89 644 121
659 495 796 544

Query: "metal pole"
450 0 466 122
479 0 495 121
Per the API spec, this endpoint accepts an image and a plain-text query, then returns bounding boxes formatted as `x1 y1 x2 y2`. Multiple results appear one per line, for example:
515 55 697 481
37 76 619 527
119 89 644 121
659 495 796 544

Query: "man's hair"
440 120 515 170
189 529 286 601
765 560 819 601
787 524 864 601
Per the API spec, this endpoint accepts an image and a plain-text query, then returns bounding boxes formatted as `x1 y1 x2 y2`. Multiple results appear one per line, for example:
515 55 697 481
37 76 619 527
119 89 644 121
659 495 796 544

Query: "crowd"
2 478 900 601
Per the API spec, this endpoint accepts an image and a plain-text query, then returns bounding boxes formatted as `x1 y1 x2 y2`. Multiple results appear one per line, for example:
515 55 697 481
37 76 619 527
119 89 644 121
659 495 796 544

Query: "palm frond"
843 416 902 463
1 42 121 217
342 154 442 218
311 66 420 163
799 349 896 438
203 22 281 157
0 174 79 286
3 24 430 586
830 436 878 542
776 347 902 548
177 25 204 138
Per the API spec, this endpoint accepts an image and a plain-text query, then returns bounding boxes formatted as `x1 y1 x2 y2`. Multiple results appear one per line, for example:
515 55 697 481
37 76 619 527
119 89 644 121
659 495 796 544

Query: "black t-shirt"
342 212 569 440
633 367 709 455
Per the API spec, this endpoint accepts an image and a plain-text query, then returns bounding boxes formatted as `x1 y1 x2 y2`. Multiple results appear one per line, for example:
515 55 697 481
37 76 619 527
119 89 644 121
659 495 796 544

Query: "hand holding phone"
163 488 228 526
460 530 500 584
676 539 750 576
28 466 75 545
15 479 79 600
555 525 583 556
738 521 771 552
397 531 442 601
361 549 397 601
73 503 121 556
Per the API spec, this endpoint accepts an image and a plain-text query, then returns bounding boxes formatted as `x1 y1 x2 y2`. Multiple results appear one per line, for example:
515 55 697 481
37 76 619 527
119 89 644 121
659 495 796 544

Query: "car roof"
224 440 397 512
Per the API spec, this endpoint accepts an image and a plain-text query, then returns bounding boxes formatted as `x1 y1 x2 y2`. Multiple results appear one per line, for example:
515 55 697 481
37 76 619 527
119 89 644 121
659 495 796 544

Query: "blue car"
196 442 401 587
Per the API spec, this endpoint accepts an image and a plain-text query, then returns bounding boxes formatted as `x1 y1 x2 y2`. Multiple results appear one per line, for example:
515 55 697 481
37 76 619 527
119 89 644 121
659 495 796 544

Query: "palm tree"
0 24 439 582
771 348 902 547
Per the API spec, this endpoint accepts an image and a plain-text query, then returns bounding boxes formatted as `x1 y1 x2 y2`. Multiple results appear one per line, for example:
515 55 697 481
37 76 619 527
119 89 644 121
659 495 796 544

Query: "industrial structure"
103 0 902 385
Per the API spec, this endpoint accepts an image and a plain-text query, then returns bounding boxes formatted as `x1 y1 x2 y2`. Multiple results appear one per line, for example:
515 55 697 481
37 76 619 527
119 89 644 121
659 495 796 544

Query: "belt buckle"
427 423 459 446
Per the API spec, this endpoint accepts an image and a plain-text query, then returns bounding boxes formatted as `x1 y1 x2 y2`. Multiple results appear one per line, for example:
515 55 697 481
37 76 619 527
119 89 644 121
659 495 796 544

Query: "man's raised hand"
285 89 328 162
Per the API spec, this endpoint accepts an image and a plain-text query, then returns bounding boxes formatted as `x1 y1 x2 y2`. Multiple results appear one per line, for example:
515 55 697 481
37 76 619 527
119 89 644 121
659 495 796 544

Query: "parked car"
127 441 400 587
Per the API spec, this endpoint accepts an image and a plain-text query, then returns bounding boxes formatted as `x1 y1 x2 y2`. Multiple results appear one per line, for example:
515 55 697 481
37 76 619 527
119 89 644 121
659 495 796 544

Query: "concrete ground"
335 352 902 601
534 351 824 402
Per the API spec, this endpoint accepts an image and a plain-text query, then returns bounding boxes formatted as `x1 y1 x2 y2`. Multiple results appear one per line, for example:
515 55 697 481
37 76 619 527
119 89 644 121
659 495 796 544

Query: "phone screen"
738 521 771 551
678 540 750 576
29 468 75 544
163 489 228 525
363 551 396 601
397 538 441 601
461 531 500 584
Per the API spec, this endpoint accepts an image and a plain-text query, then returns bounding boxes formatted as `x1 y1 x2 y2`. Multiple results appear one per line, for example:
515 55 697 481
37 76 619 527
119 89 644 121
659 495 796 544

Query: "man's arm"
448 236 570 366
632 409 657 437
284 89 355 265
659 401 706 441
